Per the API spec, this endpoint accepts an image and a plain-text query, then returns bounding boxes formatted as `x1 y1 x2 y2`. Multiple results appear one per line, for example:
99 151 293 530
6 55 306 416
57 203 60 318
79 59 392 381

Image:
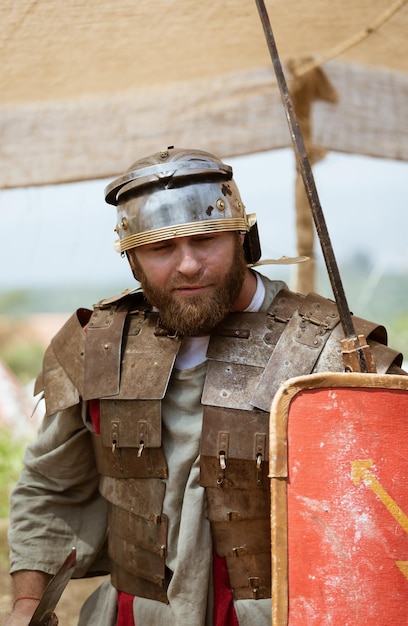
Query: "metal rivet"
121 217 129 231
216 198 226 211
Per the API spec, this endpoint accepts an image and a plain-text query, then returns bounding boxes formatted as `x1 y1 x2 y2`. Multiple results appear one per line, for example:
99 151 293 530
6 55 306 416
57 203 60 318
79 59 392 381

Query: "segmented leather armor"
35 287 404 602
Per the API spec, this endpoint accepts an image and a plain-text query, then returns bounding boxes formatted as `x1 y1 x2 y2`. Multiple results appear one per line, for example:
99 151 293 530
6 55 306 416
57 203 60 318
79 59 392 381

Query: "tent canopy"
1 0 407 188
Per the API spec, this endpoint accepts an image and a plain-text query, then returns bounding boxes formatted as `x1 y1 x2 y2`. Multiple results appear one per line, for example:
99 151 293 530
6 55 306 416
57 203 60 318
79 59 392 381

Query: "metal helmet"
104 147 261 264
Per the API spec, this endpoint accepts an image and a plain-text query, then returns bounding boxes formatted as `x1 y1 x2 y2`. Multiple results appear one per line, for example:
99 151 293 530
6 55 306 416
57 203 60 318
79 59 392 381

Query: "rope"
293 0 408 77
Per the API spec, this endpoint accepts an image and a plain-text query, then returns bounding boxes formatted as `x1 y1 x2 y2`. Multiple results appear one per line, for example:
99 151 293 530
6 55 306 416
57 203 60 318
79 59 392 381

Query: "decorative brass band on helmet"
116 218 250 252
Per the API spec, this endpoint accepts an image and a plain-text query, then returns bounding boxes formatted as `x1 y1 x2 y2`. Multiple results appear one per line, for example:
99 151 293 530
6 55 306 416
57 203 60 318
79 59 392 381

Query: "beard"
135 237 248 336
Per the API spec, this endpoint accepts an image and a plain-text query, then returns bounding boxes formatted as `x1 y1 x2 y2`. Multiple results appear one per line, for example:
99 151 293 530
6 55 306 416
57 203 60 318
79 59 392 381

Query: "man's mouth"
174 284 211 295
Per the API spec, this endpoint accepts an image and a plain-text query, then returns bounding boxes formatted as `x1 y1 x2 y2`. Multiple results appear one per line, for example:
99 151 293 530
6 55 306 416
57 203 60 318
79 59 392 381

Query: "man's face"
127 232 247 335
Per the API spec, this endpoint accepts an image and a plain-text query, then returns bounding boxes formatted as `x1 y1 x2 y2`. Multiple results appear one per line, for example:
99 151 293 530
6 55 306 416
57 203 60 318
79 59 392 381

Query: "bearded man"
6 148 405 626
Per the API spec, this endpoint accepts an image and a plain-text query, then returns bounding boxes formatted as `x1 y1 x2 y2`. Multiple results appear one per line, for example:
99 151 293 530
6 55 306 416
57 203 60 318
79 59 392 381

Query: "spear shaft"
255 0 375 372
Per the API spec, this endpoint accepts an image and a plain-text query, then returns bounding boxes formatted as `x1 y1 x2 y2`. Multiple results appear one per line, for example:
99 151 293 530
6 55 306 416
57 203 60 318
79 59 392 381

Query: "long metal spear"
255 0 376 373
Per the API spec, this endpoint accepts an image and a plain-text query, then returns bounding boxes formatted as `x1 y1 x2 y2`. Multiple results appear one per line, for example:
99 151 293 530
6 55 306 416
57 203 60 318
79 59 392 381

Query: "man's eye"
151 243 171 252
195 236 213 243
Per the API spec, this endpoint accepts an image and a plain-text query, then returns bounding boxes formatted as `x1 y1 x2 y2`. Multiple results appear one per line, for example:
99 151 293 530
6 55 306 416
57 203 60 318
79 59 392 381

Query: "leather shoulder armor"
35 289 149 416
34 307 91 416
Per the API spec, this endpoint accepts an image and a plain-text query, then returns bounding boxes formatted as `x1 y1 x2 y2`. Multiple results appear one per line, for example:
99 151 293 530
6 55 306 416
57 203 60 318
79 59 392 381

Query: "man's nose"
176 245 202 275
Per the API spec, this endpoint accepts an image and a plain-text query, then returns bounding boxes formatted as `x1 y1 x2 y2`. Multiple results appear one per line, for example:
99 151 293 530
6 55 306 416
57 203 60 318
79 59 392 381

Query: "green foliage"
0 317 45 384
0 429 26 519
1 342 44 385
0 284 125 315
0 290 31 315
317 263 408 360
388 311 408 362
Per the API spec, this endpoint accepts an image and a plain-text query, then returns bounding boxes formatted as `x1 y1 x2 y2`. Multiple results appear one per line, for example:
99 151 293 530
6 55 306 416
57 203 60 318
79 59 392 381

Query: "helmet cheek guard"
243 216 262 267
105 147 262 265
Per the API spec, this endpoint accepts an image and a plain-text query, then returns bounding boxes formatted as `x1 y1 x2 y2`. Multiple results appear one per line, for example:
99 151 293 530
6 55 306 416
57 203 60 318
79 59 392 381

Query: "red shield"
270 372 408 625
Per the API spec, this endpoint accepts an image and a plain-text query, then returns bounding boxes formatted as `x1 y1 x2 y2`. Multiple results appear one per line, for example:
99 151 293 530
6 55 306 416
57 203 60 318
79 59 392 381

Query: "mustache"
169 276 210 289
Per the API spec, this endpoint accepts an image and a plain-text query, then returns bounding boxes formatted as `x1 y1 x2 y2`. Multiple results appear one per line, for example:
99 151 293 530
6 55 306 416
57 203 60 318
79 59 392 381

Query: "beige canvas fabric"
1 0 407 188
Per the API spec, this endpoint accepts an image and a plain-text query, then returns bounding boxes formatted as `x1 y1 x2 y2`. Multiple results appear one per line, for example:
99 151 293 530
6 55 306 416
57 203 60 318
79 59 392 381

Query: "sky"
1 148 407 293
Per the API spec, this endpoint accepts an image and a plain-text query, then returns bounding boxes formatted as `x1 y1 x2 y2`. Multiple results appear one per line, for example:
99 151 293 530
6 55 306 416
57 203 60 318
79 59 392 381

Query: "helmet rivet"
236 200 242 210
121 217 129 231
114 225 119 234
216 198 226 211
